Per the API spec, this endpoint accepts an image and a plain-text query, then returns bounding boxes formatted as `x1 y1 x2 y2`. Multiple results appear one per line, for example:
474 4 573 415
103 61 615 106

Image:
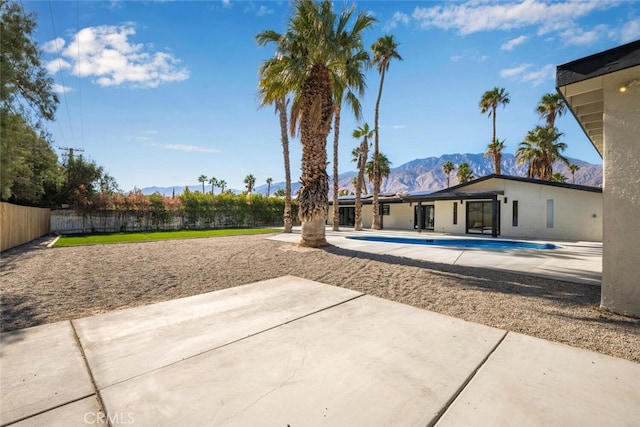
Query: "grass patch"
54 228 280 247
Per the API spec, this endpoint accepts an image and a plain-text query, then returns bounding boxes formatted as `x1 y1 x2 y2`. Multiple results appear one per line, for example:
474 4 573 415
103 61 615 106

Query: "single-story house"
556 40 640 317
328 174 602 242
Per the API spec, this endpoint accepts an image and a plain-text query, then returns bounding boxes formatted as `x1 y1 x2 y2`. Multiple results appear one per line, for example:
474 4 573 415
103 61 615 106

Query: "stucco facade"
329 176 602 242
557 40 640 317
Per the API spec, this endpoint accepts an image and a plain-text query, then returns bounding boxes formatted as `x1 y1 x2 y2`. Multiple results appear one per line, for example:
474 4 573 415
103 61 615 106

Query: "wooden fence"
0 202 51 252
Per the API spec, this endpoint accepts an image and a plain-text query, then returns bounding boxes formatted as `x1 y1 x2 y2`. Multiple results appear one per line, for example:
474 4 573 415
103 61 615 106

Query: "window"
453 202 458 225
512 200 518 227
546 199 554 228
379 204 390 216
466 201 499 235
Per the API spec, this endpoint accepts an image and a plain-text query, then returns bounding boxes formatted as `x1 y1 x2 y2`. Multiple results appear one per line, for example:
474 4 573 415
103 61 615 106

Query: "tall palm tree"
244 174 256 194
352 123 373 231
537 93 566 128
371 34 402 230
198 175 207 193
329 8 375 232
568 163 580 184
218 179 227 193
480 87 510 174
457 162 474 184
550 172 568 183
256 0 375 246
366 152 392 190
442 161 455 188
265 177 273 197
516 126 569 180
257 54 294 233
208 177 218 195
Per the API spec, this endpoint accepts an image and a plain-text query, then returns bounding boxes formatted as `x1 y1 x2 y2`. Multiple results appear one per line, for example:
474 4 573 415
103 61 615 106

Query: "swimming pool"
346 235 561 250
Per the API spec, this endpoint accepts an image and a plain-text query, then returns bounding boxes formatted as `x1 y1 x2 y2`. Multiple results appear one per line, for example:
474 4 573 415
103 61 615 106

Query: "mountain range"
141 152 602 197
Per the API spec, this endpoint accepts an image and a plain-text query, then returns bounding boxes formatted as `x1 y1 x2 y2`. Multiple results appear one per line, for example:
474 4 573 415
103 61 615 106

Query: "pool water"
346 235 561 250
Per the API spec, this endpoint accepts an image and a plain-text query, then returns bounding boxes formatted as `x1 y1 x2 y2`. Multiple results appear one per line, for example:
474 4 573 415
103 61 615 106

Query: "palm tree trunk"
492 106 501 175
276 98 293 233
372 69 386 230
354 138 368 231
332 103 341 231
298 65 333 247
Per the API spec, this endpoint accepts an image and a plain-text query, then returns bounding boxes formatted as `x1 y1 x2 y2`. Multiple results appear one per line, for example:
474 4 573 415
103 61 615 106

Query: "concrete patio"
1 275 637 426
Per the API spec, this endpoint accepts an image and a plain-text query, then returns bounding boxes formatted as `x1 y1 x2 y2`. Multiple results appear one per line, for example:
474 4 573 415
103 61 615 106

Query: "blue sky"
24 0 640 192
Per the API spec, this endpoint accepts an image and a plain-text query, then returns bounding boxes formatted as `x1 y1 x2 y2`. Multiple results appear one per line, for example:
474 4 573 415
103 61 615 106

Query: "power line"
75 0 84 150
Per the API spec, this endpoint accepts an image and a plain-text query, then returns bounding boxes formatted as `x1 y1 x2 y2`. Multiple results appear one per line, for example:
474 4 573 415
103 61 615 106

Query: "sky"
23 0 640 192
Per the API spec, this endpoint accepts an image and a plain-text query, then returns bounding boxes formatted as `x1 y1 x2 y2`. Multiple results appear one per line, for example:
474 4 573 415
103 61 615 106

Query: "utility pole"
58 146 84 183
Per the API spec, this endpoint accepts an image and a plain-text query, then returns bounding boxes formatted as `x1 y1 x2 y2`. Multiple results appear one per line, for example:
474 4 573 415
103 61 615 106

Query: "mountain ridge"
141 152 602 196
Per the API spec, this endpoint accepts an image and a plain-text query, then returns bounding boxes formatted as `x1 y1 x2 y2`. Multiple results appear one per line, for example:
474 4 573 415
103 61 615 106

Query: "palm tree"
568 163 580 184
208 177 218 195
244 174 256 194
198 175 207 193
457 162 474 184
480 87 510 174
330 8 375 232
256 0 375 246
218 179 227 193
442 161 455 188
550 172 568 183
265 177 273 197
352 123 373 231
516 126 569 180
371 34 402 230
366 152 392 190
257 54 294 233
537 93 566 128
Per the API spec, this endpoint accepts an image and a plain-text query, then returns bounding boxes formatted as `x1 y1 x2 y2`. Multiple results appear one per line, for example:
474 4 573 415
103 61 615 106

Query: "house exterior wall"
456 179 602 241
381 203 413 230
601 67 640 317
433 201 467 234
327 204 373 229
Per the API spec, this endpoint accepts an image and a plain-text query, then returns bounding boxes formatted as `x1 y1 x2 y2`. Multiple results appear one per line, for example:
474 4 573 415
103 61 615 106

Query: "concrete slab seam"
69 320 112 427
452 250 466 266
429 330 509 427
99 292 367 391
0 393 96 427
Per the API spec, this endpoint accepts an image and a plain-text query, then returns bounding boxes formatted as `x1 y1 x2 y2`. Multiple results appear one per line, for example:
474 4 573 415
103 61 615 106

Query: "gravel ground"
1 233 638 363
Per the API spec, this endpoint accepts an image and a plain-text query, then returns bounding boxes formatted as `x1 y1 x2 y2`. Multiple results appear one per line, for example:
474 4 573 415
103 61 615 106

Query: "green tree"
218 179 227 193
366 152 392 189
59 154 109 208
256 0 374 246
480 87 510 174
1 0 60 204
456 162 474 184
274 188 286 197
265 177 273 197
442 161 455 188
536 93 566 128
244 174 256 194
568 164 580 184
352 123 373 231
256 53 294 233
550 172 568 183
208 177 218 194
516 126 569 180
371 34 402 230
198 175 207 193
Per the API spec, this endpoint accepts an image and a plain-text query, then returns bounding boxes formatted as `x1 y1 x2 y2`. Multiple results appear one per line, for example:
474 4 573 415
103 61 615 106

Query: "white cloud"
450 49 489 63
46 58 71 74
52 83 73 94
620 18 640 43
44 24 189 89
500 63 531 78
244 3 273 16
163 144 219 153
385 11 410 31
42 37 65 53
412 0 614 35
221 0 231 7
391 124 406 129
257 5 273 16
560 25 607 46
501 35 528 51
500 63 554 86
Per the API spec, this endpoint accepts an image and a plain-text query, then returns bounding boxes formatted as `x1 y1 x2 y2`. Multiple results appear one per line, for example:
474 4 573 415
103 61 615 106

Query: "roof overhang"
556 40 640 156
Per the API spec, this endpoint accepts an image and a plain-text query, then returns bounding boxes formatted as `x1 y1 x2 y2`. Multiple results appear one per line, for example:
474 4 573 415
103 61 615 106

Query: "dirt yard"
1 233 638 362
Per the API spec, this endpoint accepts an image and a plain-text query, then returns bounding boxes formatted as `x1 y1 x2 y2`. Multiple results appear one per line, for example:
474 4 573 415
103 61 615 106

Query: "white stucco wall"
381 203 414 230
458 179 602 241
601 66 640 317
433 201 467 234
